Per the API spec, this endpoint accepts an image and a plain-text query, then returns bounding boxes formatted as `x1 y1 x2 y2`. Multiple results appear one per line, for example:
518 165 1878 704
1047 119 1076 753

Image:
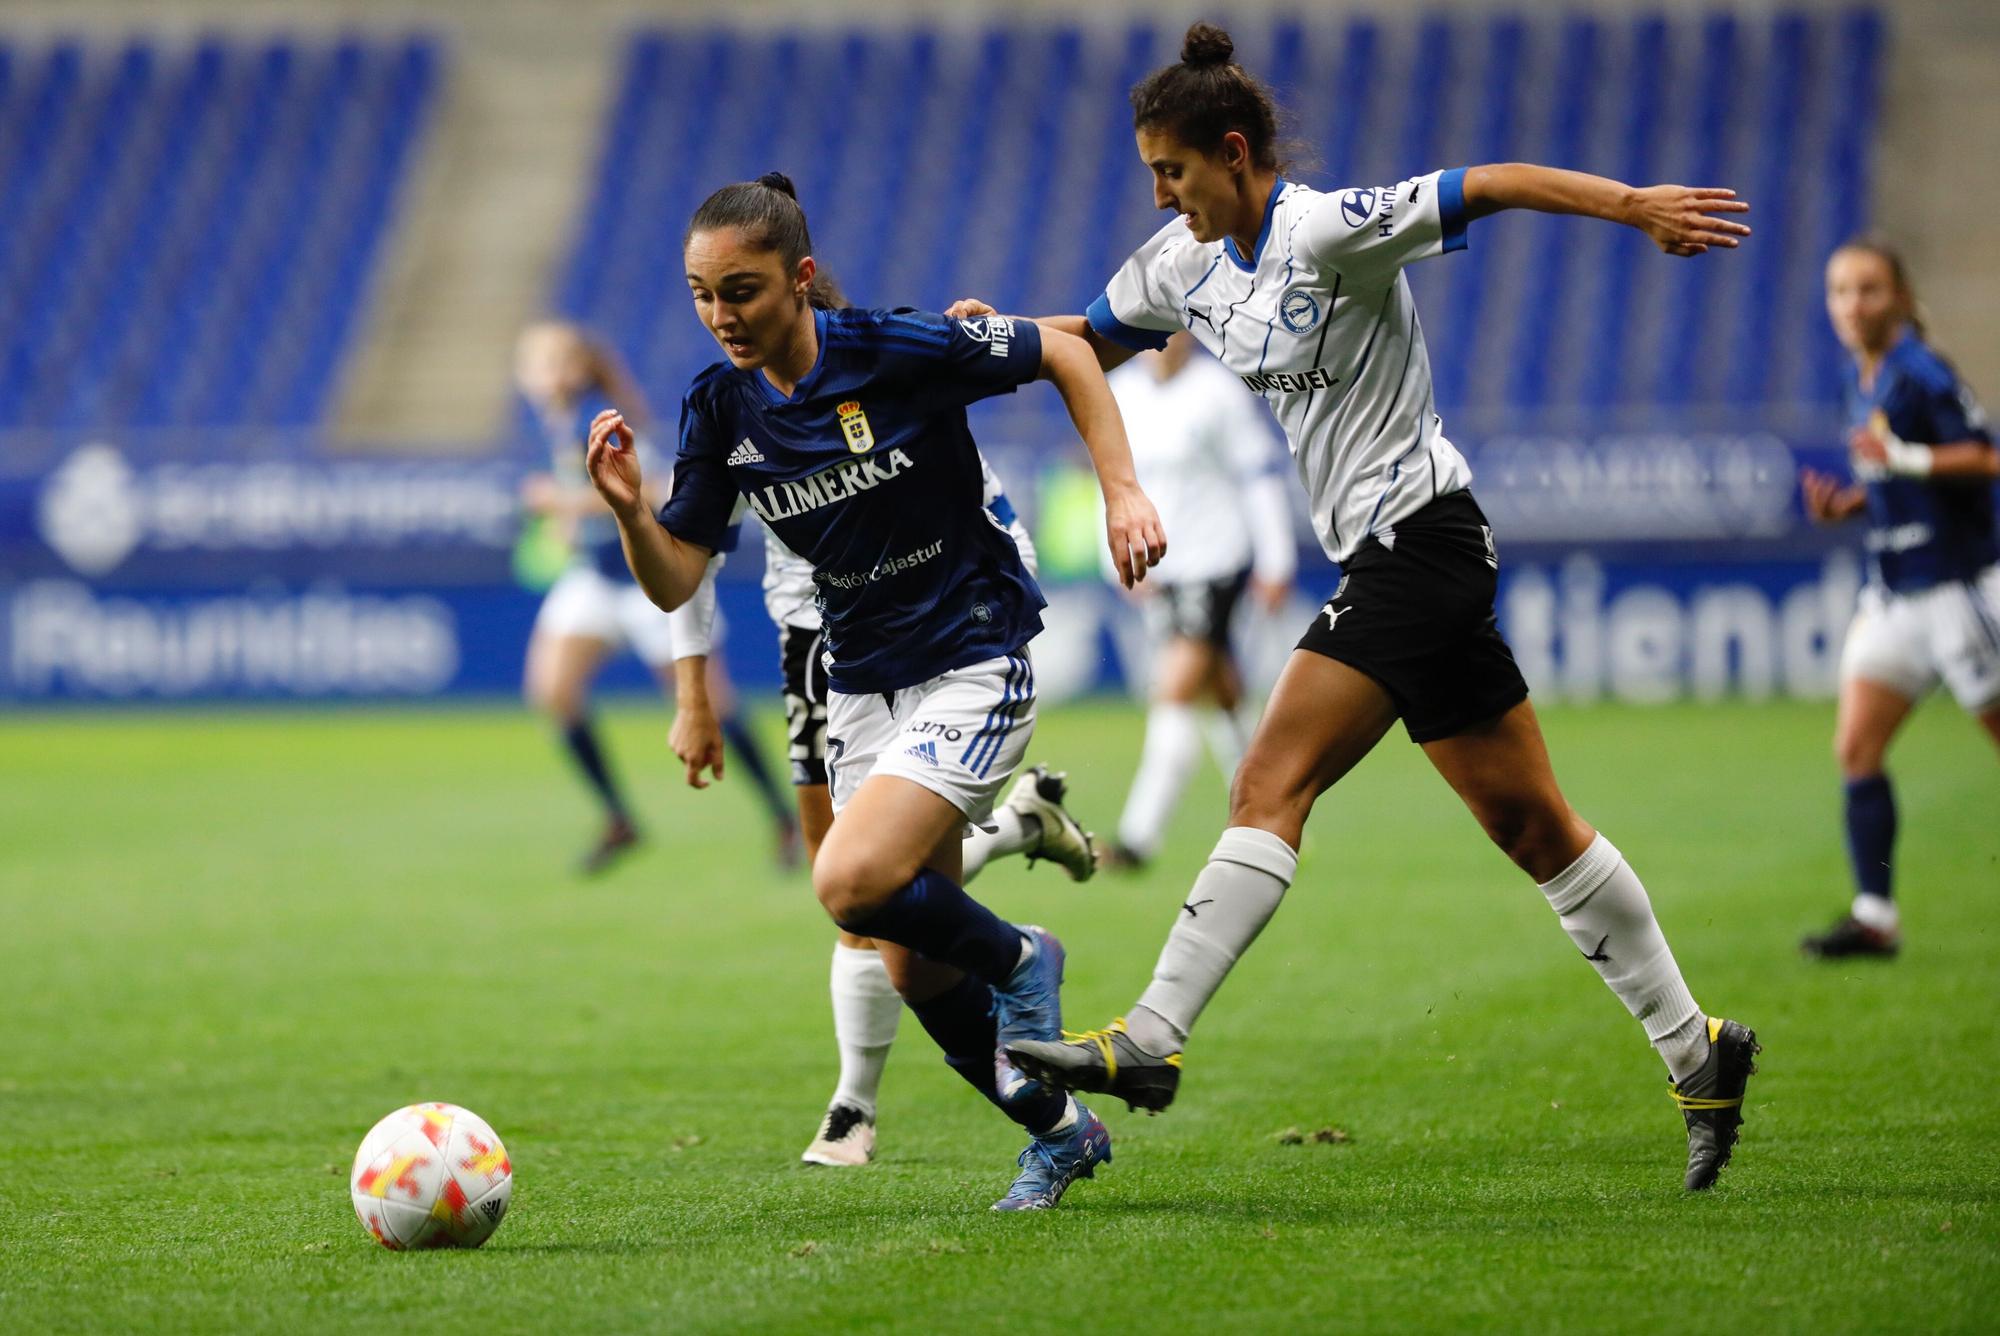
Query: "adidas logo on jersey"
904 741 939 766
727 438 765 465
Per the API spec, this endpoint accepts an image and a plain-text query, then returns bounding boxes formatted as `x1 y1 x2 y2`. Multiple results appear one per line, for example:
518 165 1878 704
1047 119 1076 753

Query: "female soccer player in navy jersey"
513 321 797 874
1798 239 2000 959
667 456 1101 1170
955 22 1761 1191
584 173 1165 1210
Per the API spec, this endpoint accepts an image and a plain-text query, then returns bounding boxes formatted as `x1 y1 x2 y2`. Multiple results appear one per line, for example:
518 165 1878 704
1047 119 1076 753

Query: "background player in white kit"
957 22 1762 1191
1101 332 1295 870
670 454 1100 1168
1798 238 2000 959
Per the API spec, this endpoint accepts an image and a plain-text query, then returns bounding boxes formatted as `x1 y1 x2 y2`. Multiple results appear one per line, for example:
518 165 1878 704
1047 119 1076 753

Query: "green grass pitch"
2 698 1995 1332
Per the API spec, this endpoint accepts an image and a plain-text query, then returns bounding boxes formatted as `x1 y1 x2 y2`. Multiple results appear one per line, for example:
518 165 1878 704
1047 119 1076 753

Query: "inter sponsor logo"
957 316 1014 357
1240 366 1339 395
746 448 917 523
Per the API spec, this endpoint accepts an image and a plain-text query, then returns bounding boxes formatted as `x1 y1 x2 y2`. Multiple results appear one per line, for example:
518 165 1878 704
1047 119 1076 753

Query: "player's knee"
812 845 905 923
1833 729 1881 779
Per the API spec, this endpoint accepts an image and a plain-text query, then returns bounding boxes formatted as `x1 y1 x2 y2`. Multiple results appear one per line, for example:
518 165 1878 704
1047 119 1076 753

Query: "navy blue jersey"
656 308 1047 694
1842 329 1998 592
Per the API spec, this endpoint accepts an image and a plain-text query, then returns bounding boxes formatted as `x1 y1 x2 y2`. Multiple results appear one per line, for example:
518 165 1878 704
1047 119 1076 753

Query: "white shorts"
1840 566 2000 712
825 650 1036 827
533 567 679 668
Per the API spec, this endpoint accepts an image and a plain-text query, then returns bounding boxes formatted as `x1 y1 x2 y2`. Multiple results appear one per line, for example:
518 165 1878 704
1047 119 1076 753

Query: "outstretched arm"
1461 164 1752 257
584 408 714 611
1039 326 1166 586
942 304 1140 374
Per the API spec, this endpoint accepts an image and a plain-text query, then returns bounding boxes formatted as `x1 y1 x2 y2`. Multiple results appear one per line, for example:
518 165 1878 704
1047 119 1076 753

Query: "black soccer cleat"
1671 1016 1760 1191
1006 1018 1183 1114
578 816 641 876
1801 913 1899 959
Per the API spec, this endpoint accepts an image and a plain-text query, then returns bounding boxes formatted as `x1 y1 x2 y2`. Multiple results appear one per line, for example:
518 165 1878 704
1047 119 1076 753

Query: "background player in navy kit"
1798 239 2000 959
584 174 1165 1210
514 321 797 874
958 23 1760 1191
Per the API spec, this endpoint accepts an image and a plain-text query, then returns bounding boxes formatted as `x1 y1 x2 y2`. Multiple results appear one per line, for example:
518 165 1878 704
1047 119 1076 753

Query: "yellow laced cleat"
1670 1016 1761 1191
1007 1016 1184 1114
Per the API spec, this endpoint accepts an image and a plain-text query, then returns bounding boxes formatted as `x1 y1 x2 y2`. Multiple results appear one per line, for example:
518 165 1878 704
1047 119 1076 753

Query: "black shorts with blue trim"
1295 490 1529 744
779 622 830 786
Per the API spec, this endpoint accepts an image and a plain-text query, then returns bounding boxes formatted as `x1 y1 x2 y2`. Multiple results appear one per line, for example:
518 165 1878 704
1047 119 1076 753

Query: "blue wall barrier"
0 425 1948 707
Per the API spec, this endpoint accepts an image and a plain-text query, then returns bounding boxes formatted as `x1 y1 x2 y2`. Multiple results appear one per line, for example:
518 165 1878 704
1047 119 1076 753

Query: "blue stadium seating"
0 35 438 432
557 10 1882 439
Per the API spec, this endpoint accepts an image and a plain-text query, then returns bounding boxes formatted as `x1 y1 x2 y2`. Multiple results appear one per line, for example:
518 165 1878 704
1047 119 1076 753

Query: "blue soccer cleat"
990 1102 1112 1211
992 926 1065 1056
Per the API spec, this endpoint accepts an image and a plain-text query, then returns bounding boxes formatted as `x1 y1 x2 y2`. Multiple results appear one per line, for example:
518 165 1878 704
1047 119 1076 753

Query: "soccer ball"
350 1102 513 1250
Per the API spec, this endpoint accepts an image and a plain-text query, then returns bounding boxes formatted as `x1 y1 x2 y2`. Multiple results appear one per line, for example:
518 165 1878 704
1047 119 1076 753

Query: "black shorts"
1145 567 1251 649
1295 491 1528 743
778 622 830 786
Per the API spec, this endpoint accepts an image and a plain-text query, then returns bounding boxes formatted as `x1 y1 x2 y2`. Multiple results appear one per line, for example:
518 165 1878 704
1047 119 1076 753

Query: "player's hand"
1627 186 1751 257
1251 576 1291 614
944 297 999 320
1105 484 1167 589
670 702 726 789
1800 467 1863 524
585 410 644 518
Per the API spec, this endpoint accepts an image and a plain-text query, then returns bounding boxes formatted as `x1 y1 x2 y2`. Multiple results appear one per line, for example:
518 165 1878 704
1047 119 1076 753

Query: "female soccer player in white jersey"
1798 239 2000 959
513 322 797 874
669 458 1101 1169
584 174 1165 1210
958 22 1761 1191
1101 332 1295 869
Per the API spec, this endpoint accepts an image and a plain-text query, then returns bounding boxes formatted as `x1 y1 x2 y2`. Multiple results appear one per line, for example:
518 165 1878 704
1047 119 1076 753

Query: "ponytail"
687 171 849 309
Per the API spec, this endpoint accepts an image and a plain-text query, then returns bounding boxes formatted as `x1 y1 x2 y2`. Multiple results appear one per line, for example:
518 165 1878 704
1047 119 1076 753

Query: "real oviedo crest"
1280 289 1322 335
837 400 875 454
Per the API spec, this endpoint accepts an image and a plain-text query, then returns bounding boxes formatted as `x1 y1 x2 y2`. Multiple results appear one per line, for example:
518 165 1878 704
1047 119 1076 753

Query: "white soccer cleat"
801 1103 876 1167
1005 763 1098 883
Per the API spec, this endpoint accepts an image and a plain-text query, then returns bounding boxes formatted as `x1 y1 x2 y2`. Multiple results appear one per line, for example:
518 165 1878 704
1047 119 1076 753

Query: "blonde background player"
1798 238 2000 959
515 322 797 873
1101 332 1295 870
956 21 1762 1192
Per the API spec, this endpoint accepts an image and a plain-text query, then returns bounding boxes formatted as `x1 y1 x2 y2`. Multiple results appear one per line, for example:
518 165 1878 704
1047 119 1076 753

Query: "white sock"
1129 826 1297 1053
1851 892 1899 932
1117 702 1204 857
1538 834 1707 1081
829 944 901 1116
962 807 1039 883
1200 704 1250 777
1038 1093 1079 1138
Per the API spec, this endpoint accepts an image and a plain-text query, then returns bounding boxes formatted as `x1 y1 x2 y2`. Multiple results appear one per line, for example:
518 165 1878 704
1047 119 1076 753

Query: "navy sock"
1843 774 1897 900
720 712 793 826
560 718 628 821
909 973 1067 1135
838 869 1024 986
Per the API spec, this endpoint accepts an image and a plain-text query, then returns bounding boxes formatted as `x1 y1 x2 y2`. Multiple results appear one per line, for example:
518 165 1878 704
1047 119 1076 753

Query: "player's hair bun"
756 171 799 199
1181 22 1235 68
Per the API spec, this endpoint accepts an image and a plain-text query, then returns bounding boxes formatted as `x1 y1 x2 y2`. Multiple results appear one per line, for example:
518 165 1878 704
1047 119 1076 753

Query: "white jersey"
759 449 1035 632
1090 170 1474 563
1106 352 1296 585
